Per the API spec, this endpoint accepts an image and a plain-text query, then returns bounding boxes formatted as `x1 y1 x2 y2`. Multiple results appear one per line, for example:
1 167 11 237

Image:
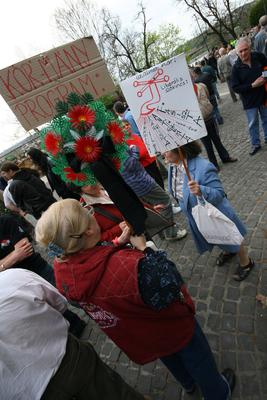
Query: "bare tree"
54 0 106 57
178 0 246 43
54 0 184 79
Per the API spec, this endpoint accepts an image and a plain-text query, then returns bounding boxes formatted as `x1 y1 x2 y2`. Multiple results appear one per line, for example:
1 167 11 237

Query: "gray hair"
259 15 267 27
235 36 251 50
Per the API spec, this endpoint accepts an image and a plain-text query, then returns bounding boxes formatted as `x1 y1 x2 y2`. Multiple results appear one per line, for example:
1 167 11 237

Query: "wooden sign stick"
178 147 192 181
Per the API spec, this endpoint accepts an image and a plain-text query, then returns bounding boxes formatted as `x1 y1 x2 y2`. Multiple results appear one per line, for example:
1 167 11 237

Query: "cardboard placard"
120 54 207 155
0 37 115 131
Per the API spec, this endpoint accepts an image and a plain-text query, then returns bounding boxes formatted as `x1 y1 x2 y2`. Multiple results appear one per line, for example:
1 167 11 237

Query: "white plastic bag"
192 197 244 245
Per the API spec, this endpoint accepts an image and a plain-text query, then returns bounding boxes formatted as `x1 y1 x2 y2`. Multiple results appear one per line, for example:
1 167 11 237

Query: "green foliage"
250 0 267 26
99 94 117 111
135 23 184 69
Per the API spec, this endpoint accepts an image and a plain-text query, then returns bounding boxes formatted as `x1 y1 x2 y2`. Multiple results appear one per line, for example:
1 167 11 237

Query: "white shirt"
3 180 15 207
0 269 69 400
171 163 184 200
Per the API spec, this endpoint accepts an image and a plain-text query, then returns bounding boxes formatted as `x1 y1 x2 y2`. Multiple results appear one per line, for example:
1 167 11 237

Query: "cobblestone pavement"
72 83 267 400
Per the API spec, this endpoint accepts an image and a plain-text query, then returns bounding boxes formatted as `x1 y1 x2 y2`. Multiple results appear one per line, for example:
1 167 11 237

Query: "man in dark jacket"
192 67 223 125
0 162 56 219
231 36 267 155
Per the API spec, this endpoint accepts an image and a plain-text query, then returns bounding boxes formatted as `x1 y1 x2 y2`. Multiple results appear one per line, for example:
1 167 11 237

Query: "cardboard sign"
0 37 115 131
120 54 207 155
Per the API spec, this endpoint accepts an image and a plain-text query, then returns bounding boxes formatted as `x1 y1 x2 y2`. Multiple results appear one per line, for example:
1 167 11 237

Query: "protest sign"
0 37 115 131
120 53 207 155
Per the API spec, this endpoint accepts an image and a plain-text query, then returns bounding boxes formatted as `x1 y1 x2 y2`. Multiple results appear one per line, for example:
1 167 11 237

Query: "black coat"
9 169 56 219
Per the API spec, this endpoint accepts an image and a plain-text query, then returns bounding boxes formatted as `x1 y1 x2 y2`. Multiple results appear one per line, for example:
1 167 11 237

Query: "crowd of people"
1 12 267 400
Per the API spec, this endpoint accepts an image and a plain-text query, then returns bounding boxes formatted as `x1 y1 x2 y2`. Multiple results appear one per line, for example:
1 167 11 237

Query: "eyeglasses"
69 206 95 239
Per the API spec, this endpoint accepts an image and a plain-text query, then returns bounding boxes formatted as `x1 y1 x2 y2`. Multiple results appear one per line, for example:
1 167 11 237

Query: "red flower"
74 136 102 163
111 157 121 171
64 167 86 182
44 131 61 156
108 122 125 144
68 105 95 130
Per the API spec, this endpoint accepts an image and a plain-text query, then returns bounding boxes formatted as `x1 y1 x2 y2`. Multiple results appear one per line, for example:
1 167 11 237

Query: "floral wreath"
40 92 129 186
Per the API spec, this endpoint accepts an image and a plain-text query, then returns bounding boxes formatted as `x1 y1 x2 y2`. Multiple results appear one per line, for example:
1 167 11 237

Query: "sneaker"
249 146 261 155
185 384 196 394
165 229 187 241
222 368 236 395
172 205 182 214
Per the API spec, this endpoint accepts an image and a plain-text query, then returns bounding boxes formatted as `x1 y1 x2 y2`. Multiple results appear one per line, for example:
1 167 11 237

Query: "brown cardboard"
0 37 115 131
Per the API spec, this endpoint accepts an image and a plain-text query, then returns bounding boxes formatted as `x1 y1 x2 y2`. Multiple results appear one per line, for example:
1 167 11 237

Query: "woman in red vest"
36 199 235 400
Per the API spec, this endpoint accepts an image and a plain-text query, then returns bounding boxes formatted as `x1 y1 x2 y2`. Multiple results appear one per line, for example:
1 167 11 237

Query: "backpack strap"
93 205 122 224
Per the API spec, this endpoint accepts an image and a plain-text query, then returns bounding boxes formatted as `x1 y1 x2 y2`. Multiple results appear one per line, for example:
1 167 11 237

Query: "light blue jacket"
168 156 246 254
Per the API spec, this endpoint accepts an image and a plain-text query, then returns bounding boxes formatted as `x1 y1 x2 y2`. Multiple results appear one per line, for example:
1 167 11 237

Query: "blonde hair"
35 199 90 255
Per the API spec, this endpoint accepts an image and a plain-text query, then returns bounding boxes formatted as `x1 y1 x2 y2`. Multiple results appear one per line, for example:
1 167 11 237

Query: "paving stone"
237 335 256 352
211 285 225 300
227 287 240 301
221 334 237 350
222 315 237 332
223 301 238 315
238 317 254 334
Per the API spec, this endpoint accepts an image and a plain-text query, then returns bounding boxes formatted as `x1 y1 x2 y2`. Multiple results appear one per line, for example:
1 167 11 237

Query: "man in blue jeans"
231 36 267 155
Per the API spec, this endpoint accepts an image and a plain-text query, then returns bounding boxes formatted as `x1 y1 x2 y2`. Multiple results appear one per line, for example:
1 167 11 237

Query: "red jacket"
54 245 195 364
93 204 123 242
126 134 156 167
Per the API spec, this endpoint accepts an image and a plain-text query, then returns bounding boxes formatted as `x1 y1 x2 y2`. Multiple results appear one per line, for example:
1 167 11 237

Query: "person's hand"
13 238 33 261
119 221 127 230
153 204 165 212
19 209 27 217
130 234 147 251
117 226 131 245
252 76 265 88
188 180 202 196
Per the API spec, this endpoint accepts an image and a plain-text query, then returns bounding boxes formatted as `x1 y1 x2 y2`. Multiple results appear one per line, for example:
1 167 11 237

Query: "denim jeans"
160 321 230 400
245 106 267 147
212 82 220 100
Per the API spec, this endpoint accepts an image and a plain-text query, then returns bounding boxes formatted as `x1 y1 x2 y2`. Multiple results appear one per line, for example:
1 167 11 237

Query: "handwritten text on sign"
120 54 207 155
0 37 115 131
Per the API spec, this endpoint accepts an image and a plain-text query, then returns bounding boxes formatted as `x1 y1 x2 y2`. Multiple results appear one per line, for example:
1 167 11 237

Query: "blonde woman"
35 199 235 400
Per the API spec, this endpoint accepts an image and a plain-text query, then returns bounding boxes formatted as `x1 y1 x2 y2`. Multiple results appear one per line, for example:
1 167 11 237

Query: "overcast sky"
0 0 195 153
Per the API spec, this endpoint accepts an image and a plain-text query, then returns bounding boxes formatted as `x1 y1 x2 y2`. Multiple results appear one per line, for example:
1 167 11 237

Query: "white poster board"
120 54 207 155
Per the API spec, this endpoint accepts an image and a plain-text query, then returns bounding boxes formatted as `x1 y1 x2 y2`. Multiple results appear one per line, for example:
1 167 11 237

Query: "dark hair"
200 59 206 66
172 141 202 160
0 161 19 172
193 66 201 75
28 148 49 175
113 101 127 114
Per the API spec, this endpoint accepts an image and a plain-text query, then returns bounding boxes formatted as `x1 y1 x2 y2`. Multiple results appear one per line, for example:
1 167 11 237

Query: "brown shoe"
223 157 238 163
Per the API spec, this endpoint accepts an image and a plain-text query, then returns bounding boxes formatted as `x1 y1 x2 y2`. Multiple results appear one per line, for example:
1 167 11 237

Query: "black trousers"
42 334 144 400
201 118 229 168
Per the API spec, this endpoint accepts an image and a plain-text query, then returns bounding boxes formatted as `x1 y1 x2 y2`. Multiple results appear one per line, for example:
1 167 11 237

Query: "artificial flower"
108 122 125 144
111 157 121 171
68 105 95 130
44 131 61 156
74 136 102 163
64 167 86 182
